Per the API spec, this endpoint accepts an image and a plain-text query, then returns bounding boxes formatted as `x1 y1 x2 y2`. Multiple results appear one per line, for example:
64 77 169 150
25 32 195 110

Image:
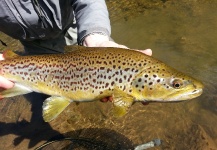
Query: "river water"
111 0 217 149
0 0 216 149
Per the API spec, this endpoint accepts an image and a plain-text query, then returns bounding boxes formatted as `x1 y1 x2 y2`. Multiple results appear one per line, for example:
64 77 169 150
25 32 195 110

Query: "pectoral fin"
112 87 134 117
0 83 32 98
42 96 71 122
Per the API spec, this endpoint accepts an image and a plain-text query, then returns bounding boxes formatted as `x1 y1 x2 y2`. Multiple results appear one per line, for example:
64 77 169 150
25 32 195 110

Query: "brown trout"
0 46 203 122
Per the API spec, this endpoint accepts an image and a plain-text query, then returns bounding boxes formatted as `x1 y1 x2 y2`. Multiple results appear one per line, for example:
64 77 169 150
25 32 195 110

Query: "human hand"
0 54 14 90
83 33 152 56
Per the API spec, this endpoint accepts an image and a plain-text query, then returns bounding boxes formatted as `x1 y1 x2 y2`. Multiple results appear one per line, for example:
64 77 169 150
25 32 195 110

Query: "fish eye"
172 79 183 89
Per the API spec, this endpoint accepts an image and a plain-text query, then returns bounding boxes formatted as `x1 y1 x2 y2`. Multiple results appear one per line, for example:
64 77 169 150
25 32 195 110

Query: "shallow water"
111 0 217 148
0 0 217 149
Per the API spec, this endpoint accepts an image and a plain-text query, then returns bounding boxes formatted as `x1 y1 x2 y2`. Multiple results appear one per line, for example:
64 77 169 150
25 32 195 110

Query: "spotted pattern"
0 47 202 102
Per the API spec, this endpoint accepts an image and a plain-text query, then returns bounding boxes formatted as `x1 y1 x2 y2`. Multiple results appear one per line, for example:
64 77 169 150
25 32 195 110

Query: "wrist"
82 33 110 47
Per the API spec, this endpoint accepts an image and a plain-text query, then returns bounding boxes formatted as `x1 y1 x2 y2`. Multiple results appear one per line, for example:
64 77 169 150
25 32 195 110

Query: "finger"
133 49 152 56
97 41 153 56
0 54 5 60
138 49 152 56
117 44 128 49
0 76 14 89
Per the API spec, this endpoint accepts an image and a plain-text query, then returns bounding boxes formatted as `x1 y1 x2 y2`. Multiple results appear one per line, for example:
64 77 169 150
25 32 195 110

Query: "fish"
0 46 203 122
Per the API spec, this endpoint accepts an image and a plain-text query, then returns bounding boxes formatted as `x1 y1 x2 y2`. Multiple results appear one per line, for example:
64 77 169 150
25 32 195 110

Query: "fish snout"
191 81 204 96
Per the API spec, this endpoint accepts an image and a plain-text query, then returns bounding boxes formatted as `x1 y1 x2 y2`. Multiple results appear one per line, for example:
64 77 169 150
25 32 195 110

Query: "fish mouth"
139 83 204 102
146 88 203 102
166 88 203 101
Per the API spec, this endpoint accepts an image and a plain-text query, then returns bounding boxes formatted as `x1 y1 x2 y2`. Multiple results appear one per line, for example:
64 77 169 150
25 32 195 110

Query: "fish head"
131 63 204 102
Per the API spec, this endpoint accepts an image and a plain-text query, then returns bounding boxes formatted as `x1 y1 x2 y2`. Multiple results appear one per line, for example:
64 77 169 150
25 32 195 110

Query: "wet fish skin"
0 46 204 122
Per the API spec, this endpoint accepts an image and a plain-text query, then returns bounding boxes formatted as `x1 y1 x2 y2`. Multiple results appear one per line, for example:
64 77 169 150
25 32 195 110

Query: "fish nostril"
192 89 198 93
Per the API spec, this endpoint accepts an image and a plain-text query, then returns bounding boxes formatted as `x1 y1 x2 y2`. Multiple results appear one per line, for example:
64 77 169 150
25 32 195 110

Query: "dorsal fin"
3 50 20 59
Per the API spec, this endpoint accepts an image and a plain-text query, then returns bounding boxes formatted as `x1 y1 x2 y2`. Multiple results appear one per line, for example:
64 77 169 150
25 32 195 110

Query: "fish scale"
0 46 203 122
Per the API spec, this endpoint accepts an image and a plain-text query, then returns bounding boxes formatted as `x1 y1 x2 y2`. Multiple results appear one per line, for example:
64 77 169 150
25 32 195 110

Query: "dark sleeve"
72 0 111 44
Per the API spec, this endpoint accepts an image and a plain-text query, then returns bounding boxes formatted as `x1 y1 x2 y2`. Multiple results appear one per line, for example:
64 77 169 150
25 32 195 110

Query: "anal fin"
0 83 32 98
42 96 71 122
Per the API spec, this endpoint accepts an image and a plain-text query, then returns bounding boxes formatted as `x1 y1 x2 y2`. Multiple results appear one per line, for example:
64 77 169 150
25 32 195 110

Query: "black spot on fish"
107 68 111 73
124 68 130 72
149 82 153 85
123 86 126 91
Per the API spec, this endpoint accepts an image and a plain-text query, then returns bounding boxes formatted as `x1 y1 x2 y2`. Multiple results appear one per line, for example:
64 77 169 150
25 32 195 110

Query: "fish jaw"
166 88 203 101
